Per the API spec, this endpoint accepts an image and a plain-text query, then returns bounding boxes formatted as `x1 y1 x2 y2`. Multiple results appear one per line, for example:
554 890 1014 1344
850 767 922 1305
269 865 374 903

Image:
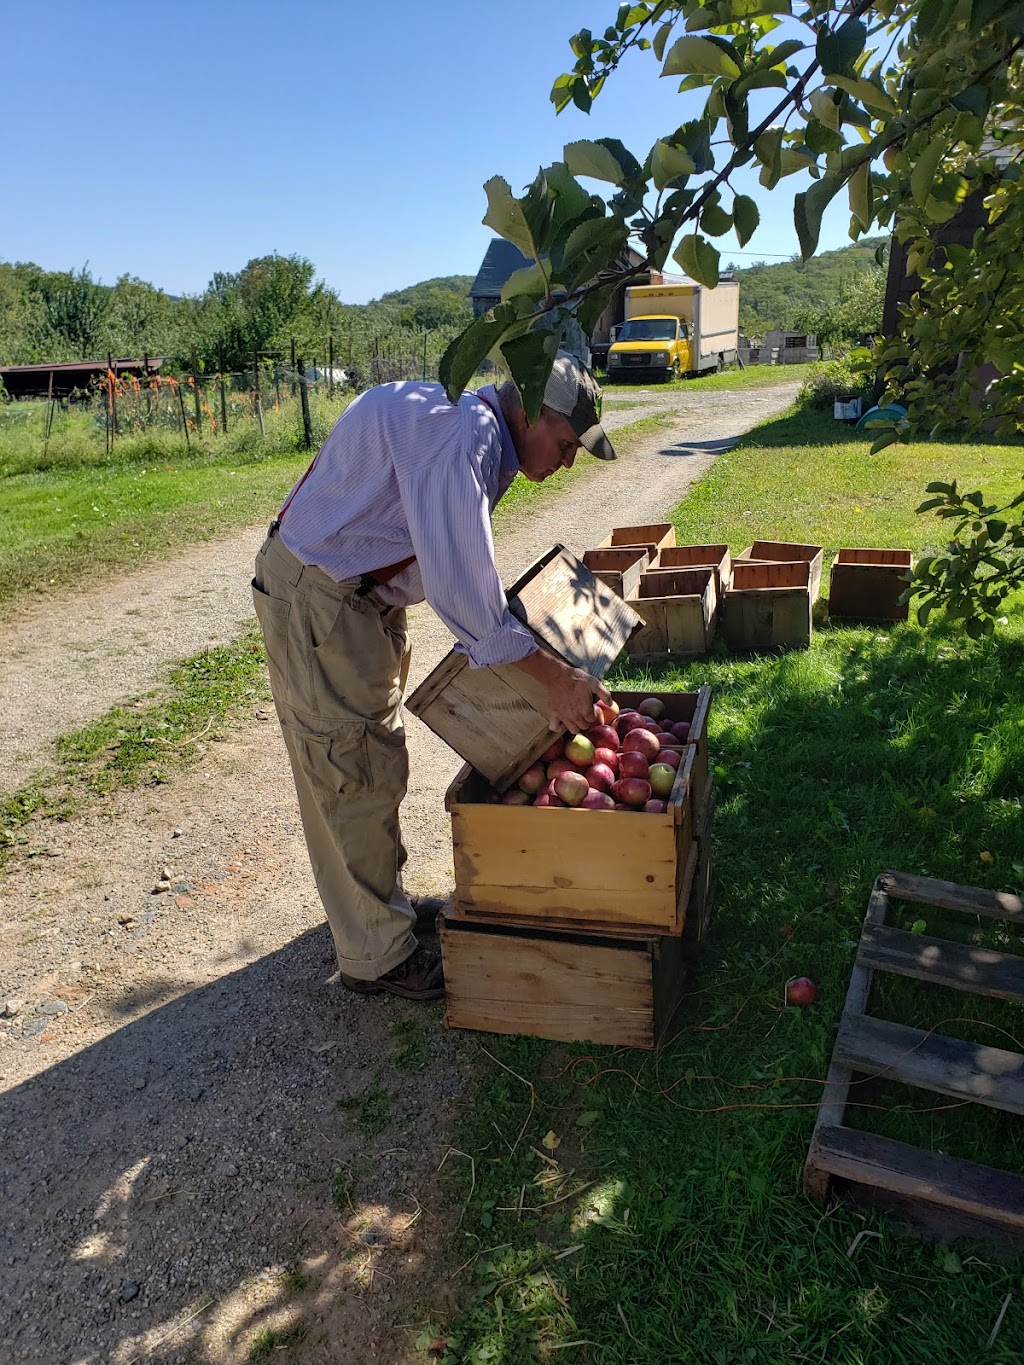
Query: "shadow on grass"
435 616 1024 1364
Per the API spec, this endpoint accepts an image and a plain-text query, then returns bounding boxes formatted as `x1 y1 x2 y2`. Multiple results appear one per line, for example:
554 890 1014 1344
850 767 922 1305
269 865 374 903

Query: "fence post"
328 335 335 398
253 345 266 438
217 340 228 433
290 338 297 396
298 357 313 450
191 346 202 434
176 380 191 452
143 350 153 423
107 352 118 441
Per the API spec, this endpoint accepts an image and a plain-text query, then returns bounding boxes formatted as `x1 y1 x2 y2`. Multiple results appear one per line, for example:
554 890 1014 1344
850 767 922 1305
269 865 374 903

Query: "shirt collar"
477 384 520 488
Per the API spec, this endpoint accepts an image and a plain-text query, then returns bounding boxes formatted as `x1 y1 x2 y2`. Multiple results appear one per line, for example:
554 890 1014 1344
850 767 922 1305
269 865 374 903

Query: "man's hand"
511 649 611 735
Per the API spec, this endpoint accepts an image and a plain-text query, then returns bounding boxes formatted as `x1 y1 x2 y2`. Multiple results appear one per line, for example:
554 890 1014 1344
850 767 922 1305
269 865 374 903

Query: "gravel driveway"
0 379 798 1364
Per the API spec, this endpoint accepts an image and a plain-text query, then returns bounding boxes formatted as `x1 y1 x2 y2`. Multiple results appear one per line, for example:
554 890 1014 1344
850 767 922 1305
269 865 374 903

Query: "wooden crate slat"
829 551 912 622
858 923 1024 1004
835 1013 1024 1116
737 540 823 602
807 1124 1024 1232
581 547 649 601
877 870 1024 923
803 880 889 1202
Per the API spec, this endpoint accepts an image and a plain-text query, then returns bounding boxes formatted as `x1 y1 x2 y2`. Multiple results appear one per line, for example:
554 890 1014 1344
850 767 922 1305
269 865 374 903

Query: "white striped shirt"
277 382 537 667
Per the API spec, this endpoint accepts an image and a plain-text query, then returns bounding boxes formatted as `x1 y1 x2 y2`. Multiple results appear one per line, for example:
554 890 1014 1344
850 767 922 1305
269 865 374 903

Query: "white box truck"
606 280 740 381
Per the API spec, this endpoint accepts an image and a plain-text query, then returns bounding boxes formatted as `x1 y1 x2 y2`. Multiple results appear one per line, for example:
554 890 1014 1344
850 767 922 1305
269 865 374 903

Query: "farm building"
0 357 165 400
469 238 647 367
739 331 819 365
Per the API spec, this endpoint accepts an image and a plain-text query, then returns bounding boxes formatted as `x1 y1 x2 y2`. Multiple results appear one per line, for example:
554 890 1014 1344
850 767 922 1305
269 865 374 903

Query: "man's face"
513 405 582 483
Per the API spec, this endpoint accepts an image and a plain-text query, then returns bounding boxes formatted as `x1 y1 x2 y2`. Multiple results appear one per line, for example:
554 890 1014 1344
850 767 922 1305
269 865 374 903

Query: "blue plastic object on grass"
856 402 908 431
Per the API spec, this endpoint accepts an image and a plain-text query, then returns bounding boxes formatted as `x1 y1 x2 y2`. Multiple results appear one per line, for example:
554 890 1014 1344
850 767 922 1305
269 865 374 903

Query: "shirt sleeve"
396 429 537 668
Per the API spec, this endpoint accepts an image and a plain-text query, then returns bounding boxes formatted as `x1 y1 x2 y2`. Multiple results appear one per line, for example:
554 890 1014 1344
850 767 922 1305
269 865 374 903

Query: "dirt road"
0 380 798 1364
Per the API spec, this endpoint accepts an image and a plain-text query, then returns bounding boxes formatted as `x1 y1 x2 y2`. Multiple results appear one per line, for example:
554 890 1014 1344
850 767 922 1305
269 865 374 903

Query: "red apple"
564 734 596 767
611 777 652 807
554 771 590 807
596 698 620 725
548 758 581 780
581 788 615 810
638 697 666 722
615 710 641 737
593 746 619 773
541 736 565 762
643 799 668 814
670 721 691 742
535 791 566 808
518 762 546 795
648 763 677 798
584 724 619 752
619 750 650 780
785 976 818 1007
585 761 616 793
622 714 653 734
621 728 661 763
656 748 680 770
501 788 532 805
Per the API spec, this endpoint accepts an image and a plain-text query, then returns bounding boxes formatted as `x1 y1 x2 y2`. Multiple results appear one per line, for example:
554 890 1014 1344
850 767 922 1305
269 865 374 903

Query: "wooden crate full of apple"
444 687 711 938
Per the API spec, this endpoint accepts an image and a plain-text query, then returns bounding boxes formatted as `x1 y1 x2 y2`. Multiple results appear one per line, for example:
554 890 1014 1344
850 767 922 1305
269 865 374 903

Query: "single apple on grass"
785 976 818 1007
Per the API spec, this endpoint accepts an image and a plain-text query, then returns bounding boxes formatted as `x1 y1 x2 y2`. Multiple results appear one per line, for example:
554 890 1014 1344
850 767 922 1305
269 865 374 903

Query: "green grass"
430 411 1024 1364
601 361 815 394
392 1016 431 1071
0 627 269 871
247 1323 307 1360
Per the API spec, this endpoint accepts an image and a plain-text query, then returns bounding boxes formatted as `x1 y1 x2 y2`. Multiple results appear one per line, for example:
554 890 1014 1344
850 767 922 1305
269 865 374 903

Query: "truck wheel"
669 359 680 381
716 353 725 372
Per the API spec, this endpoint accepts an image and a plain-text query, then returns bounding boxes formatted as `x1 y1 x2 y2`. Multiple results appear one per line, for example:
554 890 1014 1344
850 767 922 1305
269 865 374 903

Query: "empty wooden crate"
446 744 697 937
599 522 677 564
829 548 913 622
407 545 641 790
723 560 813 651
440 910 689 1049
627 567 718 660
582 547 649 601
658 544 732 593
737 540 824 603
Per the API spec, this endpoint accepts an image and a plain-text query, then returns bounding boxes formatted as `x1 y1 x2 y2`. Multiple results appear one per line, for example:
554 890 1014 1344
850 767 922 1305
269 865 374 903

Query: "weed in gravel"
247 1322 307 1360
392 1016 430 1071
337 1088 391 1136
281 1261 309 1295
331 1168 353 1210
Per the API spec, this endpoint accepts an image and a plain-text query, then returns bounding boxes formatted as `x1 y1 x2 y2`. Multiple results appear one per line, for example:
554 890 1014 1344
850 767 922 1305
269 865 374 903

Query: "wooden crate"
683 777 715 959
804 870 1024 1246
722 559 813 652
439 908 689 1049
658 544 732 594
406 545 641 790
582 547 649 601
446 747 698 937
627 567 718 660
829 548 913 622
599 522 677 563
736 540 824 603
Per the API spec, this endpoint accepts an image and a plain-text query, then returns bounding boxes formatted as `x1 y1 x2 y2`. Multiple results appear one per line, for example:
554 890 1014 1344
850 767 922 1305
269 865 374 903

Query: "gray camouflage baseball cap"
542 351 616 461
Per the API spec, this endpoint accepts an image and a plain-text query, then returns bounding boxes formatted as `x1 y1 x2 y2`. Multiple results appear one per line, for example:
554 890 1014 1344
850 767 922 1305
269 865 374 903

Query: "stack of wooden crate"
438 685 715 1050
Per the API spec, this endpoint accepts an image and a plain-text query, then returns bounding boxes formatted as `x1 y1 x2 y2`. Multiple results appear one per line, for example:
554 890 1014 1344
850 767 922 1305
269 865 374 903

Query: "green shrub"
800 355 872 409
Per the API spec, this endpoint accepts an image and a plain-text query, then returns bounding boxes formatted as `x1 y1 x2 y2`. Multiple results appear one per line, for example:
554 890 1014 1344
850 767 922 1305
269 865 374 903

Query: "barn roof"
470 239 532 301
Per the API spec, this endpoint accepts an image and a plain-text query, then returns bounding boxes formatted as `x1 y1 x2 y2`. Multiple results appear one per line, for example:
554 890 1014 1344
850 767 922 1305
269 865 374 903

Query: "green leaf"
733 194 759 248
575 281 618 334
662 34 741 79
673 232 720 287
794 176 842 258
652 139 697 189
779 147 818 177
501 328 561 422
550 73 574 113
595 137 644 180
564 139 627 184
804 118 843 154
543 161 593 232
701 203 734 236
440 303 518 403
653 20 674 61
849 161 872 228
827 74 897 115
910 136 947 206
809 88 841 131
560 217 628 288
500 260 549 305
754 127 784 189
816 17 866 76
482 177 539 258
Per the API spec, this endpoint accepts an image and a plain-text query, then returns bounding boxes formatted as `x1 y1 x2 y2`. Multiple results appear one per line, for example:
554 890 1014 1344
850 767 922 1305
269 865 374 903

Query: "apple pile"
489 697 692 813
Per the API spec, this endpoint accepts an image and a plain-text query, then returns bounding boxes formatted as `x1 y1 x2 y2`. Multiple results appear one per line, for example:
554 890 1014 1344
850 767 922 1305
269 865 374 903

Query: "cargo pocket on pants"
252 582 290 682
286 721 373 799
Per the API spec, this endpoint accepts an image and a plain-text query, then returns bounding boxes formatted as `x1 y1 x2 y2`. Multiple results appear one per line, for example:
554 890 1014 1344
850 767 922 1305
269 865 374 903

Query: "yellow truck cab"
607 280 740 382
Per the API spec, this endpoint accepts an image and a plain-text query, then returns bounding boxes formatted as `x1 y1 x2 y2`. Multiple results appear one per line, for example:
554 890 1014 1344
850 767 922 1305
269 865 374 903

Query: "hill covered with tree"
729 237 888 341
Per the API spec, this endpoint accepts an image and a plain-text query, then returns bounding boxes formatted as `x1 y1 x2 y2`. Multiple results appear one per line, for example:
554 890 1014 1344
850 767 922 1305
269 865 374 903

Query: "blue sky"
3 1 858 303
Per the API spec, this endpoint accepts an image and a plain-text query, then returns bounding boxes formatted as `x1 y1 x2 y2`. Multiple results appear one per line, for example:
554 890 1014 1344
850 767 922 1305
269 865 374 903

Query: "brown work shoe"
409 894 452 932
340 945 445 1002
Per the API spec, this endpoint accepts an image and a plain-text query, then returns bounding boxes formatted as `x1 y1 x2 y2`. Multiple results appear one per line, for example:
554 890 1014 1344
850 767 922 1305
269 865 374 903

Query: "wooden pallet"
804 870 1024 1244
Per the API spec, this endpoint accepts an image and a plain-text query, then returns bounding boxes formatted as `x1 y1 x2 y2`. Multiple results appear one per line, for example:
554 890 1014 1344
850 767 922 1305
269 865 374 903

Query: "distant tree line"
0 254 475 377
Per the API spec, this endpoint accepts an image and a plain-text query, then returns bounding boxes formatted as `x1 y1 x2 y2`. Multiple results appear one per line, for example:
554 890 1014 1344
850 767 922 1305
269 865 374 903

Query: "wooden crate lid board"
407 545 642 790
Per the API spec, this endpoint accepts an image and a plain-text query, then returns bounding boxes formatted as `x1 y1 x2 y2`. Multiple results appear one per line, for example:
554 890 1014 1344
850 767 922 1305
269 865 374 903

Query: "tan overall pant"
252 527 417 980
